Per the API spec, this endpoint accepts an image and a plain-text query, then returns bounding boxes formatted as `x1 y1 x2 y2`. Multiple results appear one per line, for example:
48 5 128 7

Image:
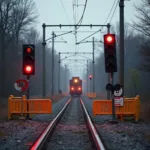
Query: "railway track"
30 97 106 150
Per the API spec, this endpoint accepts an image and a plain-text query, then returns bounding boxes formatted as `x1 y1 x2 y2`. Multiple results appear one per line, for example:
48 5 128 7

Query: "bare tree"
0 0 38 97
138 39 150 72
0 0 38 49
22 28 40 44
133 0 150 37
133 0 150 72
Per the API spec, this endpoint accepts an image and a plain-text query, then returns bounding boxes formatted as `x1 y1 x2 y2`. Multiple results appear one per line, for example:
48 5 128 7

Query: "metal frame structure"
42 23 110 98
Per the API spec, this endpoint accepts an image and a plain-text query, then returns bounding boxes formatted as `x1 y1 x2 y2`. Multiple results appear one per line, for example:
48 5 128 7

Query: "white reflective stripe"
80 99 106 150
14 83 22 92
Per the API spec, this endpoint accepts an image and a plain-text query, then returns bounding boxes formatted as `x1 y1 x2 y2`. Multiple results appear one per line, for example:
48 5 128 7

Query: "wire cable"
76 0 88 29
76 0 118 44
103 0 118 25
109 0 119 23
60 0 71 24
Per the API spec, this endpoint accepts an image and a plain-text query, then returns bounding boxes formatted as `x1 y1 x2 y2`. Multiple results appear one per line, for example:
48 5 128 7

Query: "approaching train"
69 77 82 97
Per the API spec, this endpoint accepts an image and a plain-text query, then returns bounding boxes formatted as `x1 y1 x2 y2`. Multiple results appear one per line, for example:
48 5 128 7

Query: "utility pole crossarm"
59 52 93 54
76 40 103 44
45 24 108 27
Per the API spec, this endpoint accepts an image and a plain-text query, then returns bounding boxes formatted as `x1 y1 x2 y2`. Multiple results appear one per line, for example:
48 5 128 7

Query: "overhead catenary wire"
76 0 119 44
109 0 119 24
60 0 71 24
103 0 118 25
76 0 88 29
101 0 118 32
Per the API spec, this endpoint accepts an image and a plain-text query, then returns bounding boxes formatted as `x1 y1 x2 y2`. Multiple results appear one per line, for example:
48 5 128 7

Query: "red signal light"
26 47 32 53
24 65 33 73
89 75 92 79
105 35 114 44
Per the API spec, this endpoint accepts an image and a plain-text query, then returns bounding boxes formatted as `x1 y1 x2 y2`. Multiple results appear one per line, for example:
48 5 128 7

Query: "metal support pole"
92 37 95 93
119 0 124 87
42 23 46 98
52 31 55 96
58 52 60 93
107 23 111 99
111 73 116 121
26 75 30 119
90 79 91 93
65 65 67 92
87 60 88 93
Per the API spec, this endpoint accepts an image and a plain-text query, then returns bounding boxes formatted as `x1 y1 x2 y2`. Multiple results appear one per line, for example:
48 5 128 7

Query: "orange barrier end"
8 95 52 119
92 95 141 121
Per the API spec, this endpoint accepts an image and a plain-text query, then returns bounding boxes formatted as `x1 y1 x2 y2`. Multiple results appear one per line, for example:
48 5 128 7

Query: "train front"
70 77 82 97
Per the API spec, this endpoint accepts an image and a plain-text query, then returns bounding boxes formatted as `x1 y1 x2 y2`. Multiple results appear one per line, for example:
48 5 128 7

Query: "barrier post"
135 95 140 121
8 95 13 119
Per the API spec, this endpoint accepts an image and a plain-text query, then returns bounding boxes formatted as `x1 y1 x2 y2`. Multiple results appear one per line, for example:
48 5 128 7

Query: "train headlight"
78 87 81 90
74 79 78 83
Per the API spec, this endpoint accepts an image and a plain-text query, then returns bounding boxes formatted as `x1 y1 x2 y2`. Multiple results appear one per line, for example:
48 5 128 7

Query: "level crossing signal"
103 34 117 73
22 44 35 75
89 75 92 80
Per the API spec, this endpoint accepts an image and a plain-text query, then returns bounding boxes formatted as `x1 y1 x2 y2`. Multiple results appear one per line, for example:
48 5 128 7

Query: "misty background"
0 0 150 106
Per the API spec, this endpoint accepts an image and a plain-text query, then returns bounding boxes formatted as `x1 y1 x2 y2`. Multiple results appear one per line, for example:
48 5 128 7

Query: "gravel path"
82 97 150 150
0 97 69 150
47 97 96 150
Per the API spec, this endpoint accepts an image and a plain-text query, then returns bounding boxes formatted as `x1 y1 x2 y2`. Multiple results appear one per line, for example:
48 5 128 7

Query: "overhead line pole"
51 31 55 97
107 23 111 100
42 24 46 98
92 37 95 93
58 52 61 93
87 60 88 93
119 0 124 89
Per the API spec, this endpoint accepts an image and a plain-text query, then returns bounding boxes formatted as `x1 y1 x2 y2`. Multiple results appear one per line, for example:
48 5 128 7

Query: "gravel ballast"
82 97 150 150
47 97 95 150
0 97 69 150
0 96 150 150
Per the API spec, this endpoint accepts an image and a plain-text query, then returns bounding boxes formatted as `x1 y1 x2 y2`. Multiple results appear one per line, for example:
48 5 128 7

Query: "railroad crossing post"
119 0 124 90
52 31 55 96
92 37 95 93
42 23 46 98
87 60 88 93
107 23 111 100
58 52 61 93
111 73 116 121
26 75 31 119
65 65 67 92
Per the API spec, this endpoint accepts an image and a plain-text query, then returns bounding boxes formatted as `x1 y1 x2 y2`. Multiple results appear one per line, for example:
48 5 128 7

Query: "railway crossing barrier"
93 95 140 121
87 92 96 98
8 95 52 119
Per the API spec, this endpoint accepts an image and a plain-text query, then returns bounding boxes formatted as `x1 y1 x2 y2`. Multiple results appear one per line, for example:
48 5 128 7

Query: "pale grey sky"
34 0 141 78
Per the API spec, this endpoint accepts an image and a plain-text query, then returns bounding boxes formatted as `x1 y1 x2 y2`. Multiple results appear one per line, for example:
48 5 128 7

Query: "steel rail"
80 99 106 150
30 99 71 150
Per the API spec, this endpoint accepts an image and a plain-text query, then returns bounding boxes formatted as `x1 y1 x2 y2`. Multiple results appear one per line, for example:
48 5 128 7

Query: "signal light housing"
23 44 35 75
103 34 117 73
